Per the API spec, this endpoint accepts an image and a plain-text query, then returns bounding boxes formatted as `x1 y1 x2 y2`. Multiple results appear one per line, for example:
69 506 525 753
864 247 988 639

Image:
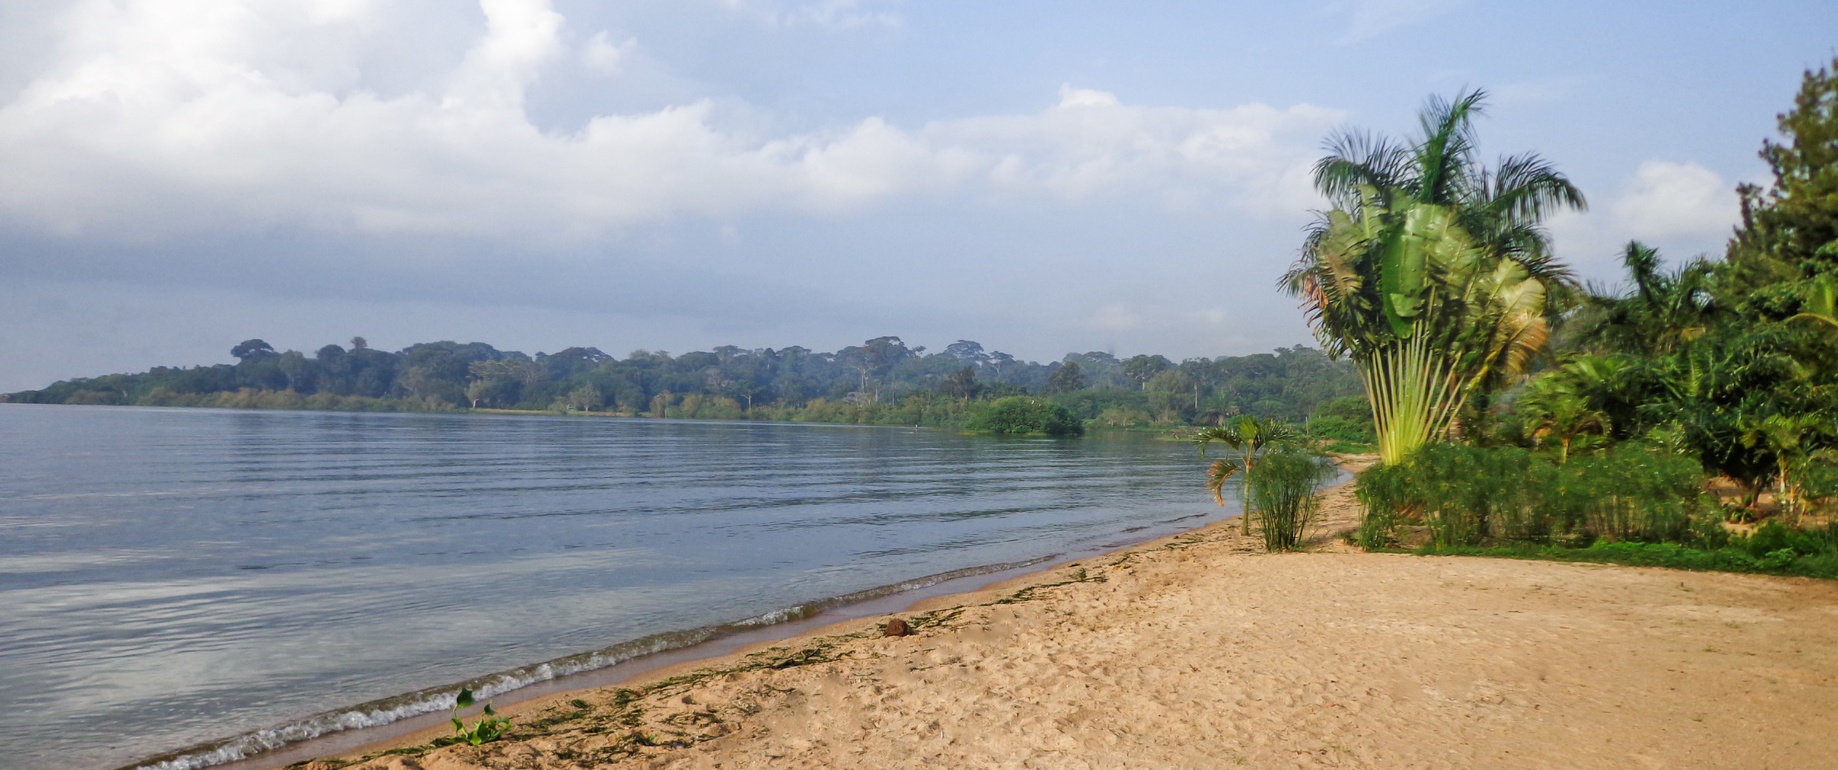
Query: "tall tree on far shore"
1048 360 1088 394
1283 89 1585 465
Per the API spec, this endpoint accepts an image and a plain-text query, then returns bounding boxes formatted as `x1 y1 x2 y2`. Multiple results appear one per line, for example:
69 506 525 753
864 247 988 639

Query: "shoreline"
304 506 1289 767
128 471 1301 770
260 472 1838 770
0 402 1217 443
292 520 1274 768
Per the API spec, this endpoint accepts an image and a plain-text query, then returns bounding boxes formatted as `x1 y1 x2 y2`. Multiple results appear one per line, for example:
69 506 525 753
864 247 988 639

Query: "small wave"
1160 512 1211 524
120 555 1058 770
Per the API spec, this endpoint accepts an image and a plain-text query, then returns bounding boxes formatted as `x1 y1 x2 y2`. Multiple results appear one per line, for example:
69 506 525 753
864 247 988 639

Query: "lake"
0 404 1234 770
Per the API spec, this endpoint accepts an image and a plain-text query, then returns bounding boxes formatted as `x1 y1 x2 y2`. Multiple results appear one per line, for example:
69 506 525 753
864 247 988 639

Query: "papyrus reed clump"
1355 443 1712 549
1245 447 1337 551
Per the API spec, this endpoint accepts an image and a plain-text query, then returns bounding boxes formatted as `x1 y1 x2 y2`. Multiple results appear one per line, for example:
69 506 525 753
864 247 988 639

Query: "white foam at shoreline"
124 556 1058 770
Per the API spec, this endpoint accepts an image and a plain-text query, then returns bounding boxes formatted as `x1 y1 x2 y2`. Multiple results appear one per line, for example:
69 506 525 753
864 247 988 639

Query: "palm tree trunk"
1363 328 1471 465
1240 455 1257 535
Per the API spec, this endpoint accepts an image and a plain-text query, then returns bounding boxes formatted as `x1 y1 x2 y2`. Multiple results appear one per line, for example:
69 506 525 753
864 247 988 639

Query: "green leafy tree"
1739 412 1829 520
940 366 979 401
1121 354 1173 390
1788 277 1838 330
1578 242 1716 357
1047 360 1088 394
1283 89 1584 465
1729 58 1838 292
1243 446 1337 551
230 339 276 362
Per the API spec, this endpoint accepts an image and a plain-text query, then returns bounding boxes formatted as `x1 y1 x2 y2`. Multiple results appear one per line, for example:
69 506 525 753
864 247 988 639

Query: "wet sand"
288 482 1838 769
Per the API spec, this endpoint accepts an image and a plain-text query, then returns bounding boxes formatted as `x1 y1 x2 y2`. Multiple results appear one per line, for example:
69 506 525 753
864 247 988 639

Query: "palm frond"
1204 458 1243 507
1485 152 1588 223
1313 128 1409 209
1412 89 1487 205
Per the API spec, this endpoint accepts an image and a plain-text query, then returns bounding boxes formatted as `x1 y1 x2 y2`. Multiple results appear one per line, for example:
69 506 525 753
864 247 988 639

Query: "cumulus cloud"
1611 160 1740 240
0 2 1340 243
580 31 636 76
1549 160 1742 278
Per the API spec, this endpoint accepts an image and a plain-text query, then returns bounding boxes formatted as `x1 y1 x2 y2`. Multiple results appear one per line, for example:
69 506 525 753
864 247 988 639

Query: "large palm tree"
1283 90 1585 465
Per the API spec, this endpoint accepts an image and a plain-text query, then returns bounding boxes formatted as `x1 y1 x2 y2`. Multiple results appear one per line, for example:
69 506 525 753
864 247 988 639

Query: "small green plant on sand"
450 687 511 746
1245 446 1337 551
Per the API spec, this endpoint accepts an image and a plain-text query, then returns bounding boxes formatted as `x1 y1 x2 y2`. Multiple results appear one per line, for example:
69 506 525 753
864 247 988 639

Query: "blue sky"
0 0 1833 391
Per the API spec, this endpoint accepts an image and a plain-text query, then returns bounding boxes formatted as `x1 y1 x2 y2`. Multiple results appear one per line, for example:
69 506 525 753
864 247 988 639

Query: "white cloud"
712 0 903 29
1339 0 1468 43
1611 160 1739 240
1057 84 1120 109
1549 160 1742 279
1192 307 1233 326
580 31 636 76
445 0 565 113
0 3 1339 245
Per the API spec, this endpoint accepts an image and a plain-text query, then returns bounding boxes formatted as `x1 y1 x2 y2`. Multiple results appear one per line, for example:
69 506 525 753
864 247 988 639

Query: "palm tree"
1741 413 1821 521
1193 416 1295 534
1515 376 1611 464
1579 241 1716 356
1283 90 1585 465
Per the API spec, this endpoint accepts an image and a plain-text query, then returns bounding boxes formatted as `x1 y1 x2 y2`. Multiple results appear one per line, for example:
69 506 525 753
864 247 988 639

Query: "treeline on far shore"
3 336 1370 436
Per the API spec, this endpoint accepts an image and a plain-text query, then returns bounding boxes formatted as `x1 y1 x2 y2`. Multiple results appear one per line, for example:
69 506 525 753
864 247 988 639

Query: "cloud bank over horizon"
0 0 1828 391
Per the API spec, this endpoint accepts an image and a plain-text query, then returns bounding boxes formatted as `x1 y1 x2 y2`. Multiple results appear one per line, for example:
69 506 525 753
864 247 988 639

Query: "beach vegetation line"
1295 60 1838 572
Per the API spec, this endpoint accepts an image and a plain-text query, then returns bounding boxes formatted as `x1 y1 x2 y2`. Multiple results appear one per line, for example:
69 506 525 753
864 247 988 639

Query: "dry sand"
308 482 1838 770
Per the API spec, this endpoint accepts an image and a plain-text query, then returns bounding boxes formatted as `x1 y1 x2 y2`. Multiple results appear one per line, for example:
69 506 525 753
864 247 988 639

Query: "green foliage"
1244 446 1337 551
963 397 1084 436
448 688 511 746
1306 395 1375 443
1356 443 1711 549
8 338 1357 433
1047 360 1088 394
1730 57 1838 286
1503 63 1838 515
1285 89 1584 464
1194 416 1298 535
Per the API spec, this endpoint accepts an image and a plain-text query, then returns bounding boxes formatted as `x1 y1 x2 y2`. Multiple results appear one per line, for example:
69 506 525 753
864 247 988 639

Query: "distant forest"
4 336 1363 431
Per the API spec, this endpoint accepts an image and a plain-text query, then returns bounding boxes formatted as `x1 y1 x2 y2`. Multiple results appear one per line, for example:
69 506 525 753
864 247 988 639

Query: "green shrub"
1246 446 1337 551
1307 395 1375 443
1355 442 1714 549
964 397 1085 436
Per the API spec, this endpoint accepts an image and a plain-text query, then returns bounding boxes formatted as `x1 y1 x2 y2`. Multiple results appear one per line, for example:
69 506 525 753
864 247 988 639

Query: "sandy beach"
295 482 1838 770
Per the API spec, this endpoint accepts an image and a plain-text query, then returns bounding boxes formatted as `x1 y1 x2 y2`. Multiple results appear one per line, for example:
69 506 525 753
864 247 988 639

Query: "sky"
1 0 1834 392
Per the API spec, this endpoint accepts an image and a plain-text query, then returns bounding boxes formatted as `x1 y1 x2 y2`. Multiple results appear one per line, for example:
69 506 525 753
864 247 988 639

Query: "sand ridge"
313 483 1838 770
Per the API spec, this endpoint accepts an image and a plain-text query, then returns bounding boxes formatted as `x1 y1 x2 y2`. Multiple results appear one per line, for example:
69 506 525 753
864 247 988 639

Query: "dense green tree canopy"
7 336 1360 432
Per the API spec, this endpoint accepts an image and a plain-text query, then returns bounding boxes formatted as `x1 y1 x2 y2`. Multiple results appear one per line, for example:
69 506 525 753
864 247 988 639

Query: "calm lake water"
0 404 1233 770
